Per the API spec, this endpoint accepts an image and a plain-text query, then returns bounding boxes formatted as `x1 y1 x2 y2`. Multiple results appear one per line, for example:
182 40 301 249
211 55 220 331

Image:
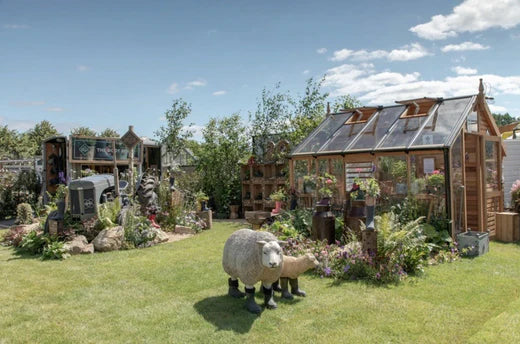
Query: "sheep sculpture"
273 253 319 300
222 228 285 314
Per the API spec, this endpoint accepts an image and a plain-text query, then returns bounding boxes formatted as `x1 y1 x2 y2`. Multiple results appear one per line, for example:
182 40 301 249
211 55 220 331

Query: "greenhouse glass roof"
291 95 476 156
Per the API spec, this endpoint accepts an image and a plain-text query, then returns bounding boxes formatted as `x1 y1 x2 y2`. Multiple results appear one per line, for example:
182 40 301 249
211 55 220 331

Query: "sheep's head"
304 253 320 269
257 240 286 269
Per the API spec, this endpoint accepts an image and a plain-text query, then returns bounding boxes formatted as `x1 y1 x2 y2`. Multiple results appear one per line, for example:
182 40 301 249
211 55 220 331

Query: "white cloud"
77 65 89 72
330 43 430 62
212 90 227 96
167 83 180 94
452 66 478 75
46 107 65 112
3 24 30 29
185 79 207 89
488 104 508 112
303 70 310 75
410 0 520 40
441 41 489 52
9 101 45 107
317 48 327 54
324 63 520 105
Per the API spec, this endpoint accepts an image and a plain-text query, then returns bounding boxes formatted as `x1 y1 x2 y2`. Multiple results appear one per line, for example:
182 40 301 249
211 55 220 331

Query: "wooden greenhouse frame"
289 80 505 238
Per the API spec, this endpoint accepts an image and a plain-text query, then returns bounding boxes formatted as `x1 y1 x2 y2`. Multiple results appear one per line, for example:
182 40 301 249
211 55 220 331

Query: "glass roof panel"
291 112 351 155
410 97 472 148
378 107 432 149
318 121 367 153
349 106 406 151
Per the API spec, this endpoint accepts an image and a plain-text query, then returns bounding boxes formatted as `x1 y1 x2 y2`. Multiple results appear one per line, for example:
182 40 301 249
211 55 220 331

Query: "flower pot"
365 195 375 207
312 204 335 244
229 205 239 219
272 201 282 214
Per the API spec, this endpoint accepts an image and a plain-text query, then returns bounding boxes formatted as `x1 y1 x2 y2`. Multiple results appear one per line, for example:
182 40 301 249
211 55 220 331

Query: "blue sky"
1 0 520 140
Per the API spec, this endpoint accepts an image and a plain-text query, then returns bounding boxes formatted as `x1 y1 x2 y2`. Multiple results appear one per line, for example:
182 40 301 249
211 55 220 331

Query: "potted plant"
351 177 380 206
303 175 316 194
390 159 407 194
54 184 68 218
426 170 445 195
269 188 286 214
195 191 209 212
317 173 337 205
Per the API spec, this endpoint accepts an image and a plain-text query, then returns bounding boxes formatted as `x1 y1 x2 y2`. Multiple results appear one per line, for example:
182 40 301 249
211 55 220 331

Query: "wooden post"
112 139 119 197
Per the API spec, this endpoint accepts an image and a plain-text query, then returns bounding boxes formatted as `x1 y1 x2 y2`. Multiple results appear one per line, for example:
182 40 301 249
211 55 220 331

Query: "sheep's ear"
256 240 267 247
277 240 287 247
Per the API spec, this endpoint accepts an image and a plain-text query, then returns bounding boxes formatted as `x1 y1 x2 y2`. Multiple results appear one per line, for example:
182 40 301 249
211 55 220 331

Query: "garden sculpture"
272 253 319 299
222 228 285 314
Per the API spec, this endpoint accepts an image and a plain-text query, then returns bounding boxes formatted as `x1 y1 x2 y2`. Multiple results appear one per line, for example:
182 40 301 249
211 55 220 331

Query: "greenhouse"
289 80 504 238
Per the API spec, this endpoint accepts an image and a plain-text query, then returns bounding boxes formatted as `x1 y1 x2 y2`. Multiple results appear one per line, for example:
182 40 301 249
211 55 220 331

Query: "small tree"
332 94 362 113
155 98 193 159
28 120 60 155
71 127 97 137
99 128 120 137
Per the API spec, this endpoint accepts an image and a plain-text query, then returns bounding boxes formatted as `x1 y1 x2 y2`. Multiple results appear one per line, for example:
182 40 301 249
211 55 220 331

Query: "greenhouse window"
397 98 439 119
345 107 378 125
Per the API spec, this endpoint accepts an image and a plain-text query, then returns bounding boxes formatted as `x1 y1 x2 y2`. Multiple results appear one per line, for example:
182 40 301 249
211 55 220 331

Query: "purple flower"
375 272 381 279
343 264 350 272
324 267 331 276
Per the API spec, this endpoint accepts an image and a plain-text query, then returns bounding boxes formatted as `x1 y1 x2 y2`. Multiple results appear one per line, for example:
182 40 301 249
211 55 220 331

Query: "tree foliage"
71 126 97 137
332 95 362 113
155 98 193 158
492 112 518 127
98 128 120 137
28 120 59 155
194 114 249 216
0 125 19 159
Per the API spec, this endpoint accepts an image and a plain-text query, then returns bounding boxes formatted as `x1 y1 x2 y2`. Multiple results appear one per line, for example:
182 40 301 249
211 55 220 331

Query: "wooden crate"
495 212 520 242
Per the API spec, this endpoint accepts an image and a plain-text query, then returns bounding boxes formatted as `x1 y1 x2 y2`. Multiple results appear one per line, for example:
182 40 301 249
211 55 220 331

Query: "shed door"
483 136 502 236
464 133 481 231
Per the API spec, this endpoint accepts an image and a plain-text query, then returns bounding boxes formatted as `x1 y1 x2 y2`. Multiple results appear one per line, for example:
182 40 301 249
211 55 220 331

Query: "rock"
151 228 169 244
174 225 195 234
63 235 94 255
92 226 124 252
20 222 41 233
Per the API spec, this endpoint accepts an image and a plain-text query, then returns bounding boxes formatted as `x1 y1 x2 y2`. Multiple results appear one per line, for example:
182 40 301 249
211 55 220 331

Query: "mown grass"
1 222 519 343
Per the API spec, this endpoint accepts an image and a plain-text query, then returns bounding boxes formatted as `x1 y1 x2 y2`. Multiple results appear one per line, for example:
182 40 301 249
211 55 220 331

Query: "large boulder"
63 235 94 255
92 226 124 252
151 228 169 244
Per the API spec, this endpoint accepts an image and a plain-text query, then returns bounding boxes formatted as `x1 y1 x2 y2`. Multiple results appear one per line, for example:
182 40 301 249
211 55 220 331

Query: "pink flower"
326 179 333 184
433 170 440 175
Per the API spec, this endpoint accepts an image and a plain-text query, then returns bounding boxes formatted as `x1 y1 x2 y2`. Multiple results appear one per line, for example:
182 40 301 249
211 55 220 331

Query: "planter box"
456 231 489 257
495 212 520 242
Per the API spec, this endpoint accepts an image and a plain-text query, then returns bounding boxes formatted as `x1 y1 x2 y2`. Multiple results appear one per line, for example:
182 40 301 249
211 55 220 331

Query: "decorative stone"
63 235 94 255
92 226 124 252
174 225 195 234
151 228 169 244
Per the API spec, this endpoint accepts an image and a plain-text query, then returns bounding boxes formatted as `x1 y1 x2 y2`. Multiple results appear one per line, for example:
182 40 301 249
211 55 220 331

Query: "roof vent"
344 107 378 124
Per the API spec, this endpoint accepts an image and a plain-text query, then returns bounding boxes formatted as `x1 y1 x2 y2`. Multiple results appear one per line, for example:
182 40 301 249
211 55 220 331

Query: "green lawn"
1 222 520 343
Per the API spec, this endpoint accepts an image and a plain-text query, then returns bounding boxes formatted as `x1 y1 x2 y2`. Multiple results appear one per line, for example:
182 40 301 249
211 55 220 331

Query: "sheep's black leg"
280 277 293 300
272 279 282 292
262 285 277 309
244 286 261 314
228 278 246 298
289 278 306 297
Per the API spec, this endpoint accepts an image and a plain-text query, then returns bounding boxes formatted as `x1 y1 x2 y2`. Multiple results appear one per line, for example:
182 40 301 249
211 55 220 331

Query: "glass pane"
377 156 408 195
331 159 344 202
409 153 445 196
294 160 308 193
350 106 405 151
411 97 472 147
345 162 374 192
467 110 478 133
318 122 366 153
485 141 499 191
292 113 351 155
318 159 328 175
451 134 465 234
378 111 430 149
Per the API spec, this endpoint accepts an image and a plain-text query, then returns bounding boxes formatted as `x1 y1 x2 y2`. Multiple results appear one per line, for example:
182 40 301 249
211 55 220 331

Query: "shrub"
16 203 34 225
41 240 69 260
123 205 156 248
177 209 206 232
97 199 121 229
19 231 48 255
2 226 28 247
